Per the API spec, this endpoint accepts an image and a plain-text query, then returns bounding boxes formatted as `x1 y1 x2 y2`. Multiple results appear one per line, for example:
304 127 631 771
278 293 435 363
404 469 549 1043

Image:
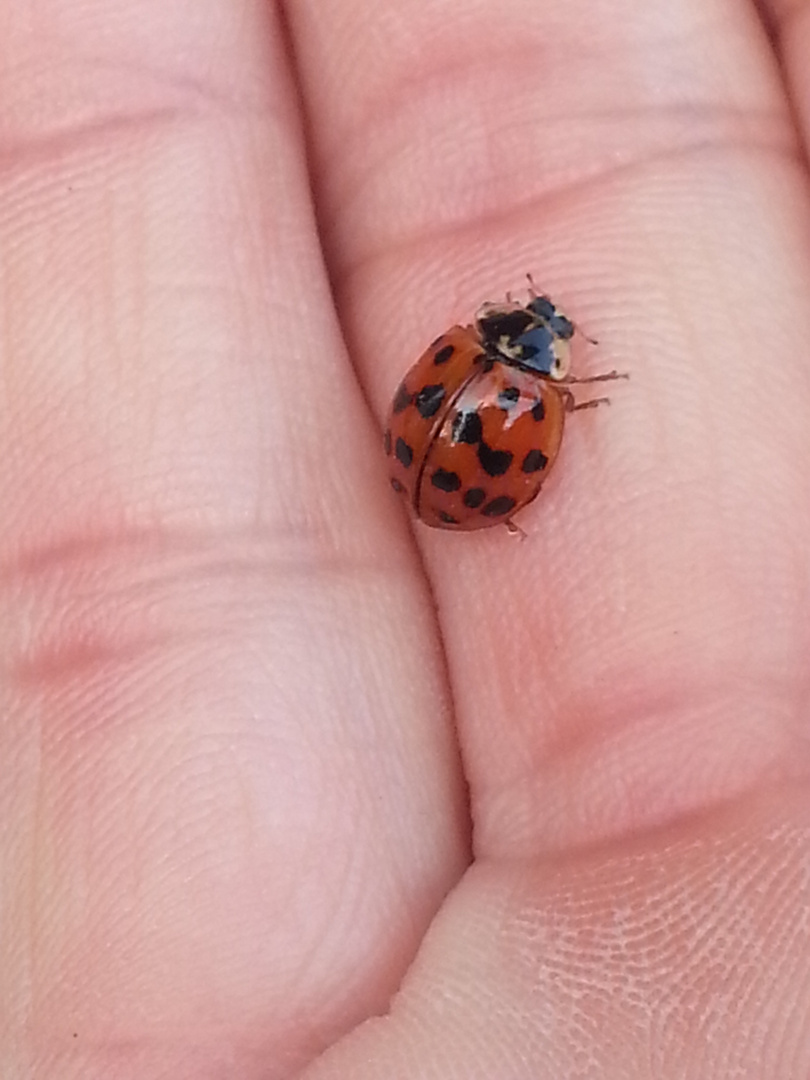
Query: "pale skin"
1 0 810 1077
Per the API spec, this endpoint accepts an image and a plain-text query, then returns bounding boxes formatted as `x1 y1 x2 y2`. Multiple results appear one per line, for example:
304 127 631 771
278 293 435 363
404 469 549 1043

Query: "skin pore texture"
1 0 810 1077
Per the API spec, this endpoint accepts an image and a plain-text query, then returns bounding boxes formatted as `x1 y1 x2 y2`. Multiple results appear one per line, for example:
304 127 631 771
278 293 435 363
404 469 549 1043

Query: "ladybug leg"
562 370 629 385
570 395 610 412
559 388 611 413
504 518 528 540
559 370 629 408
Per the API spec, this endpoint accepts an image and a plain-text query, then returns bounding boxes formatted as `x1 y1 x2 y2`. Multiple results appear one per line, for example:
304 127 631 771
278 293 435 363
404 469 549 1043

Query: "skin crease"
0 0 809 1078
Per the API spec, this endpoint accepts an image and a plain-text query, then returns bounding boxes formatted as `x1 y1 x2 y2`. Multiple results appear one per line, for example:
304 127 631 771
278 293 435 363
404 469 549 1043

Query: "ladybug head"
475 296 573 380
527 296 575 342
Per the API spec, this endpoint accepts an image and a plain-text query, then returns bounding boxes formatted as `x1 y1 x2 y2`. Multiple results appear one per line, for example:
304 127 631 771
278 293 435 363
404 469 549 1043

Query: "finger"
300 791 810 1080
757 2 810 145
0 3 466 1076
288 0 810 854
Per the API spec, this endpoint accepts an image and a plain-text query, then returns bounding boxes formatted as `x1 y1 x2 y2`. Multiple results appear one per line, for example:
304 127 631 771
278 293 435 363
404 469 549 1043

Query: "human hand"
2 1 809 1078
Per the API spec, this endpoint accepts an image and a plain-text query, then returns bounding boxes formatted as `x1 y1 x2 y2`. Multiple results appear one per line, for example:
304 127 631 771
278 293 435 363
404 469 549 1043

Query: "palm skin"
1 1 810 1078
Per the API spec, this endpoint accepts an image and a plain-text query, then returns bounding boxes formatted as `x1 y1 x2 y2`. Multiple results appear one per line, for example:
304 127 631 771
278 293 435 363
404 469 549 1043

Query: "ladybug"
384 280 625 531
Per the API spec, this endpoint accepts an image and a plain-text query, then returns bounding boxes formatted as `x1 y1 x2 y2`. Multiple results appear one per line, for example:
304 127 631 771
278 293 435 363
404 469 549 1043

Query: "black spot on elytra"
497 386 520 409
531 399 546 422
482 495 517 517
395 437 413 468
463 487 486 509
438 510 459 524
521 448 548 473
415 383 445 419
451 410 483 445
431 468 461 492
433 343 454 365
390 477 405 493
393 383 412 414
383 429 392 455
478 442 513 477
